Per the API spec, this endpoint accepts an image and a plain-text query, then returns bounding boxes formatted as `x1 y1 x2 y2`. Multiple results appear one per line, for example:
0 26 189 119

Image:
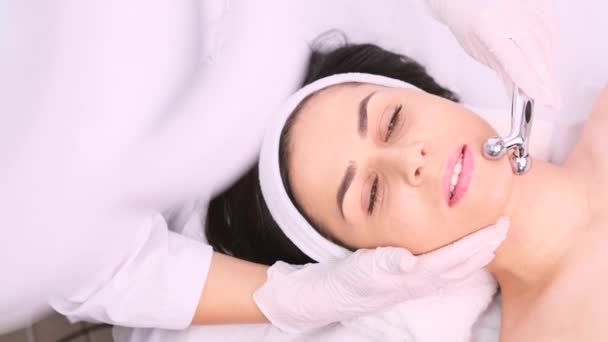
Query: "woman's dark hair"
205 38 459 266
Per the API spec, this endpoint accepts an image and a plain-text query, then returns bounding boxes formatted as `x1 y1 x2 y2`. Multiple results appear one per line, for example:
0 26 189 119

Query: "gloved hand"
253 217 509 333
426 0 560 108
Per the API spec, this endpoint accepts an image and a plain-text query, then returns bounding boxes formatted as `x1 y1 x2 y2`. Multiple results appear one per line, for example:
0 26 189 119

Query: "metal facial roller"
482 86 534 175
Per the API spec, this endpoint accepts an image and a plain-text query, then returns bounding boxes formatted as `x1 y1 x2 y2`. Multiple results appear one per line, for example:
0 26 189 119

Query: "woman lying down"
206 42 607 341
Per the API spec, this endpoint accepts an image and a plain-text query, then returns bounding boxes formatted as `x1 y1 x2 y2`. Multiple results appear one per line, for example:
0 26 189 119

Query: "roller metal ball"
483 137 506 159
510 153 531 175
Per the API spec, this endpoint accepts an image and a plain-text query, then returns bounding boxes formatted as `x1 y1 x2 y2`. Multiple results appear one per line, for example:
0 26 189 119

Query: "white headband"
258 73 422 263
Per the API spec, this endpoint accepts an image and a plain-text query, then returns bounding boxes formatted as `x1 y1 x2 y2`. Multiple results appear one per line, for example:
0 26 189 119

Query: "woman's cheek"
387 212 435 254
480 159 513 206
467 157 514 231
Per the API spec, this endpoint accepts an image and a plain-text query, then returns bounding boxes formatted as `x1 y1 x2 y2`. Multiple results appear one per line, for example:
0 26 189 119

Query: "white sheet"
114 0 606 341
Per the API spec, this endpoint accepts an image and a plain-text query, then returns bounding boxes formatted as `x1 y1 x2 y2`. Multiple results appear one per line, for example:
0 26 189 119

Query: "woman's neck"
487 159 591 295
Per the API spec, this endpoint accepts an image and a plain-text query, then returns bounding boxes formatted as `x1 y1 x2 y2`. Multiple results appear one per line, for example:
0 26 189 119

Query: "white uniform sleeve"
0 0 308 332
50 214 213 330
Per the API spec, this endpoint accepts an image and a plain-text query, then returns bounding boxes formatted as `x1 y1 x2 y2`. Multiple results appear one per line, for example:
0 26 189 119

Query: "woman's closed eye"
362 103 402 216
363 173 383 216
380 104 403 142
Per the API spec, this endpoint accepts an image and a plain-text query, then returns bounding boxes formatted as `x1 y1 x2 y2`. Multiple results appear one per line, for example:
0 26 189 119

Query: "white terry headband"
258 73 422 263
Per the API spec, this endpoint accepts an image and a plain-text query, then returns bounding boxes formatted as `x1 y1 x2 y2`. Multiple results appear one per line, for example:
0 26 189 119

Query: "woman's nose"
397 142 426 186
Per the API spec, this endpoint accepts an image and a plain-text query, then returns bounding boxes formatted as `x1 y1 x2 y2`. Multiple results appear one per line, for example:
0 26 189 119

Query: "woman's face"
287 83 514 254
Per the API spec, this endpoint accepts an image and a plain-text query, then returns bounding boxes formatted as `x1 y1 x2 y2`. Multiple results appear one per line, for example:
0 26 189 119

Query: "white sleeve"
50 214 213 330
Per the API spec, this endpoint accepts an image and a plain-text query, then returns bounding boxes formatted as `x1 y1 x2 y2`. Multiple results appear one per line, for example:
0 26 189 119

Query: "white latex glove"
253 217 509 333
426 0 561 108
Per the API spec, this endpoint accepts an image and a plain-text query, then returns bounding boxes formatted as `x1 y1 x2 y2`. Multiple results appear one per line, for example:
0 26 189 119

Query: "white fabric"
50 214 213 329
0 0 212 331
0 0 307 333
340 271 497 342
259 73 421 263
472 294 503 342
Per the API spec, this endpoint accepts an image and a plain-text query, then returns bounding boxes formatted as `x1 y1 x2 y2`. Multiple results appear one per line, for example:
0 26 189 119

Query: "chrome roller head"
483 137 507 159
510 147 532 175
482 85 535 175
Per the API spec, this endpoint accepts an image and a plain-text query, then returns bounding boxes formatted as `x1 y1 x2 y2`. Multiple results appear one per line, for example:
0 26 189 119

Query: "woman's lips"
443 145 474 207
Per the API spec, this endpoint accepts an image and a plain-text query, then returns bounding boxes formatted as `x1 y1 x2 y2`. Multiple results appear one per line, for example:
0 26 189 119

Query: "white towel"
341 270 497 342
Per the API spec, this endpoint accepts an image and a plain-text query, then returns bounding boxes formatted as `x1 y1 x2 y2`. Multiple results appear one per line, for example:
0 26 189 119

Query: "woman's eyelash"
367 176 379 215
367 104 401 215
384 104 403 141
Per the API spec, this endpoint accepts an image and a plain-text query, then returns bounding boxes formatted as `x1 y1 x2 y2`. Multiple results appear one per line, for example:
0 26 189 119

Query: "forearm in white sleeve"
49 214 212 329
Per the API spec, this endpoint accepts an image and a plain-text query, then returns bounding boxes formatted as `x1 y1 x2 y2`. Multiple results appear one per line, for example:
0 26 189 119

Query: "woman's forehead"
286 84 389 221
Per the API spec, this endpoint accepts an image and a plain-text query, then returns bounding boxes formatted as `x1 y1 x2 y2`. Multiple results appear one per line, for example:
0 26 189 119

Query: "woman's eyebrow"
358 91 377 138
337 162 357 219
